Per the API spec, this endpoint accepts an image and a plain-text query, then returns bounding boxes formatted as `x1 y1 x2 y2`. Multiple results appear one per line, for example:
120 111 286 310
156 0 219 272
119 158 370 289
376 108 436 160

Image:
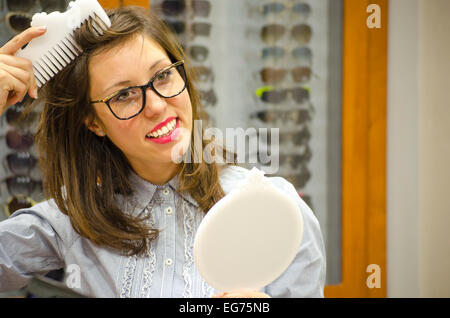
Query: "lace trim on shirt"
120 255 137 298
182 198 195 298
141 205 157 298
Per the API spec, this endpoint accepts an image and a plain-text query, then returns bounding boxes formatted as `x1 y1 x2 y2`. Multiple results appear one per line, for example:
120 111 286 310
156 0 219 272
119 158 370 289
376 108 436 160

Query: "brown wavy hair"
33 6 233 256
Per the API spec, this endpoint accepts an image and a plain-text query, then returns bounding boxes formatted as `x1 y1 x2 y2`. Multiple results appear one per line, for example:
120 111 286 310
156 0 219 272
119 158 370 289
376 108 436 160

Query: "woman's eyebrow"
101 58 168 96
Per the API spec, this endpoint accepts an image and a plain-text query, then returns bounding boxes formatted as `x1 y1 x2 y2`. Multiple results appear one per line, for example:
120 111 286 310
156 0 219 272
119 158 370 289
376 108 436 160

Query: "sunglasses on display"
198 88 217 107
3 175 42 197
4 104 39 128
5 195 37 217
261 46 312 65
261 23 312 45
251 108 312 126
165 20 185 34
3 0 68 34
188 45 209 62
162 0 211 17
193 66 214 82
4 12 32 34
260 66 311 84
5 129 34 151
258 86 310 104
4 152 38 175
166 20 212 38
6 0 66 12
261 127 312 147
261 1 311 19
279 154 305 170
279 147 312 169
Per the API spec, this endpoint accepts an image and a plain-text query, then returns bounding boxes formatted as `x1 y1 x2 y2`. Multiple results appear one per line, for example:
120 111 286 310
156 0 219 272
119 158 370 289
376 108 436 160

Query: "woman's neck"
132 161 180 186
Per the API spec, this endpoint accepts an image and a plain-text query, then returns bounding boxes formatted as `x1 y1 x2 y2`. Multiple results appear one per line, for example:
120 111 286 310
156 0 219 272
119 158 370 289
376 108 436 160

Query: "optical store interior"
0 0 449 298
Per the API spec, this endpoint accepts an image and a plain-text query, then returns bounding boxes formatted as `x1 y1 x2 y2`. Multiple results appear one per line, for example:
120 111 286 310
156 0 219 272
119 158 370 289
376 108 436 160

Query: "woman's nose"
142 87 167 118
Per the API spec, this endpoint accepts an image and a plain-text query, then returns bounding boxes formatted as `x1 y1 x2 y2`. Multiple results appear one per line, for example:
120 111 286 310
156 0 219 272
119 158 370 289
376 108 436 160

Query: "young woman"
0 6 325 298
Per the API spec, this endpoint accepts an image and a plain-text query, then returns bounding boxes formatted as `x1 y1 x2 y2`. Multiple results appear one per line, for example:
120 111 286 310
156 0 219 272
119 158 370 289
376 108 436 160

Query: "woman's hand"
212 291 271 298
0 26 47 114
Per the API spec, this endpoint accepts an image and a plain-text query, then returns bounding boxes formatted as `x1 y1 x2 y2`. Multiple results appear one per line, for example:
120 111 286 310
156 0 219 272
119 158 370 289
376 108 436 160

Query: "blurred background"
0 0 448 298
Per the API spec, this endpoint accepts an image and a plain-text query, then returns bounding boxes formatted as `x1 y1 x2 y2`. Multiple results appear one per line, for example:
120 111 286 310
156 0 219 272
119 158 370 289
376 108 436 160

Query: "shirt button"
165 207 173 215
165 258 173 266
162 188 170 195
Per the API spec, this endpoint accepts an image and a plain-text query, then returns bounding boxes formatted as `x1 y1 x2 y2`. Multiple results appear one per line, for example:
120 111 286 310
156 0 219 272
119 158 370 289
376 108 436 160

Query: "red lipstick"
149 116 177 134
146 117 180 144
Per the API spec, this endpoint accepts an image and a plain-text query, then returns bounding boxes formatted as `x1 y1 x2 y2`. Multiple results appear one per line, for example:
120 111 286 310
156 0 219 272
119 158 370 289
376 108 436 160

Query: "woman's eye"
156 69 172 81
118 91 130 100
113 89 138 103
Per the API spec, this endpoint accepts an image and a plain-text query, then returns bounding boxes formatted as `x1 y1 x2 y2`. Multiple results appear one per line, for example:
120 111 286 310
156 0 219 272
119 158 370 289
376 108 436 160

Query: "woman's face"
88 34 192 183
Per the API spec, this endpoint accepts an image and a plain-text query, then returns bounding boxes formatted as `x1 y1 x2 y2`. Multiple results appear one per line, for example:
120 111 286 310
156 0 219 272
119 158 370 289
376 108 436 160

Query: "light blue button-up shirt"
0 165 326 297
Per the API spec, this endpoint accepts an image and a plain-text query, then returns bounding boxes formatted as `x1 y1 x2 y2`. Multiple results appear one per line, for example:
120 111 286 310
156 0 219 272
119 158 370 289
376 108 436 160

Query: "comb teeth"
33 35 81 88
15 0 111 88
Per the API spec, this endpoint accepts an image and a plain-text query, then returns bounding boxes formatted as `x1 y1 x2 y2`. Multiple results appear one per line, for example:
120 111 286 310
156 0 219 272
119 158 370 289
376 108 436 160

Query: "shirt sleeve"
264 176 327 298
0 211 65 292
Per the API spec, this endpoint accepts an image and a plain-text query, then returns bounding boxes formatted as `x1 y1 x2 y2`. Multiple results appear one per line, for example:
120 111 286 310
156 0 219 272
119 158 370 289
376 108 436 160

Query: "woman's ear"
84 116 106 137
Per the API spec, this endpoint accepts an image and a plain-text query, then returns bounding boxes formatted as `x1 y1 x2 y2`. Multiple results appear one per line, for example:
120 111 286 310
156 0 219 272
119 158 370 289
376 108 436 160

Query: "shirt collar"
127 170 199 213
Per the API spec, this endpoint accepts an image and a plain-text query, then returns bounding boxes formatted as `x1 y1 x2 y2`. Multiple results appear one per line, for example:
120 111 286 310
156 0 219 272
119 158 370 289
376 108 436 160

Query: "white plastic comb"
15 0 111 88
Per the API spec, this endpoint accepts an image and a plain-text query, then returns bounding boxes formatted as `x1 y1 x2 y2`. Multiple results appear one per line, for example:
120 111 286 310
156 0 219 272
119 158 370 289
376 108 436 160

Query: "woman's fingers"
0 69 27 113
0 62 33 96
0 26 46 111
0 55 38 99
0 26 47 55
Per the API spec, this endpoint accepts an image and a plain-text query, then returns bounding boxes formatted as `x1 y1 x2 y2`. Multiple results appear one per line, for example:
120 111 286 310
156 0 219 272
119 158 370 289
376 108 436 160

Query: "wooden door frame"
324 0 387 298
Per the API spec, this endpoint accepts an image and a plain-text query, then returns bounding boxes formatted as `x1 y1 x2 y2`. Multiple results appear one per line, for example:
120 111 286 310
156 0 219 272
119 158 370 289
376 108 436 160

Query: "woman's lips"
146 118 180 144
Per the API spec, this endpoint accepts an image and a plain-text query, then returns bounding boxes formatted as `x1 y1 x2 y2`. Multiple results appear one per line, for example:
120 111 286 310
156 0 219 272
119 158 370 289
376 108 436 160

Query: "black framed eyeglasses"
90 61 187 120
